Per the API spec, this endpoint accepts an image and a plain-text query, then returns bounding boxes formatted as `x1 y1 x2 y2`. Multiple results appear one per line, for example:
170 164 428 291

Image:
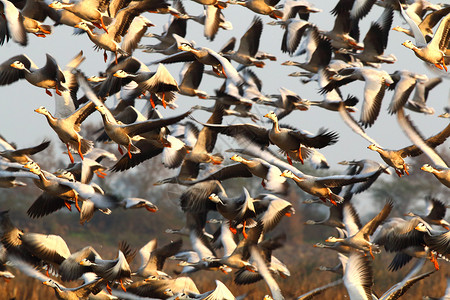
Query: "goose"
278 0 321 22
405 197 449 230
178 61 208 99
134 239 182 278
153 40 243 87
0 136 50 165
227 0 283 20
343 253 373 300
325 199 393 259
396 107 450 187
34 105 95 163
261 87 310 120
186 280 235 300
48 0 111 32
336 8 397 67
321 4 363 50
232 138 376 205
373 216 442 270
387 70 428 115
112 64 179 109
125 276 199 299
0 211 71 272
338 159 391 195
0 0 52 45
321 66 394 128
199 111 338 165
22 162 81 214
249 246 284 300
78 72 190 159
59 246 102 281
281 26 332 73
80 242 135 293
404 76 442 114
143 17 187 52
277 18 311 56
0 53 65 96
9 257 107 300
308 69 359 113
222 16 266 68
400 5 450 71
393 6 450 42
209 187 257 239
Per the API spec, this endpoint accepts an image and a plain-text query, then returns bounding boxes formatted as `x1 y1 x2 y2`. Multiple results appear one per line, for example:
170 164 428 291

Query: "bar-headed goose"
0 53 65 96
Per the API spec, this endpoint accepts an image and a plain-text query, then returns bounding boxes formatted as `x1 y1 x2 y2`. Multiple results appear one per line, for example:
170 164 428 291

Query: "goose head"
95 105 108 115
55 170 76 182
230 154 244 162
87 75 107 82
325 236 340 243
79 258 95 266
414 222 430 233
42 279 59 288
438 112 450 118
48 1 65 9
34 106 49 115
402 40 415 50
74 22 92 34
113 70 130 78
263 111 278 122
367 144 380 151
144 275 159 282
178 43 194 52
421 164 435 173
209 194 224 205
280 170 304 182
219 265 232 274
24 162 41 175
10 61 28 71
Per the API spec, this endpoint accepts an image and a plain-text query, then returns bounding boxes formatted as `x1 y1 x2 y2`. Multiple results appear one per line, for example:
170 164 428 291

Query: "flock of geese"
0 0 450 299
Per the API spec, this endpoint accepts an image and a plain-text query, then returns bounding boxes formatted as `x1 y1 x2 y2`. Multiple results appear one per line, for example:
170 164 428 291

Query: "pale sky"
0 1 449 172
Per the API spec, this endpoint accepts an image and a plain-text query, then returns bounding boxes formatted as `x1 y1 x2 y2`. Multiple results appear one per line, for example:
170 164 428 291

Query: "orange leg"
74 194 81 212
106 283 112 294
66 144 75 163
221 65 227 78
328 194 337 206
213 67 221 76
286 153 293 165
114 52 118 65
395 169 403 177
118 144 124 155
298 147 304 164
229 224 237 234
34 33 47 38
149 94 156 108
430 252 440 270
45 89 52 97
127 143 132 159
3 278 9 283
261 178 266 188
242 220 248 239
442 57 447 72
103 51 108 63
38 25 51 34
285 212 292 217
161 93 167 109
120 279 126 292
64 200 72 211
55 85 62 96
434 63 444 70
369 246 375 260
100 16 108 33
403 165 409 175
77 140 84 160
